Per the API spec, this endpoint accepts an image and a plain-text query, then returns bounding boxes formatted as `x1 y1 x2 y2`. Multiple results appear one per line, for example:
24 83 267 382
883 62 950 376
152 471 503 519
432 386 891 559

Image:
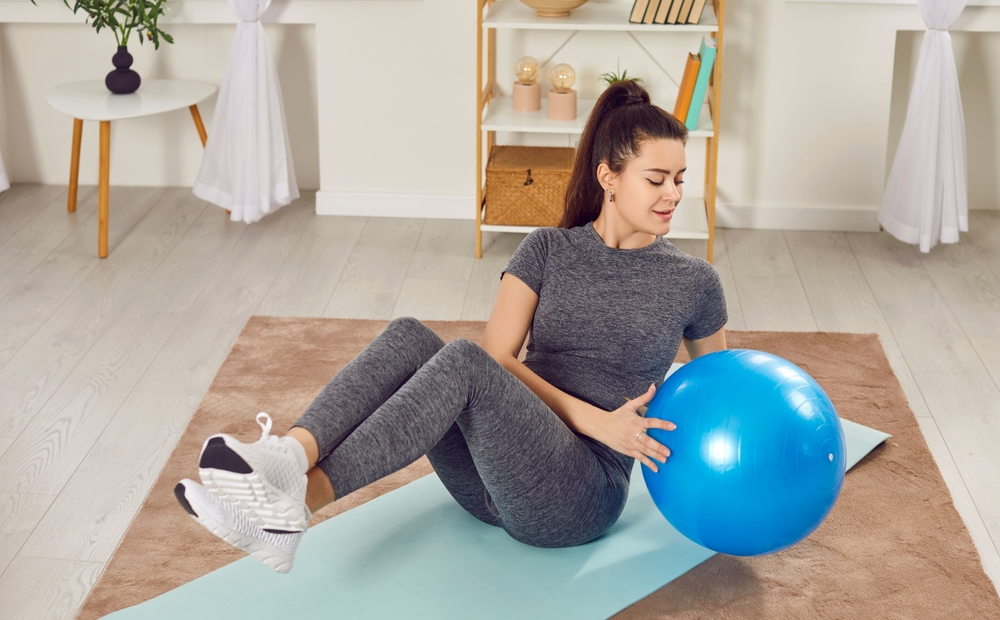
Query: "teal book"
684 37 717 131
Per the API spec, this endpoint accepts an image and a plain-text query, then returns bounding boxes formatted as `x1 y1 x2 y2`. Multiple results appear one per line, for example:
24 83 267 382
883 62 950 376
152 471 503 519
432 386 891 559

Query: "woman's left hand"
596 383 676 472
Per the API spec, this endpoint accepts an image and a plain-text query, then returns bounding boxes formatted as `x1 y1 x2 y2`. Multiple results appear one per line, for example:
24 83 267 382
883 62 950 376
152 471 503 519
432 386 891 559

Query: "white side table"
45 79 217 258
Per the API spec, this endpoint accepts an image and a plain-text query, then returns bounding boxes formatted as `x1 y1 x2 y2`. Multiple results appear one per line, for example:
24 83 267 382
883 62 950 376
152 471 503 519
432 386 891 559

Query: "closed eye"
647 179 684 186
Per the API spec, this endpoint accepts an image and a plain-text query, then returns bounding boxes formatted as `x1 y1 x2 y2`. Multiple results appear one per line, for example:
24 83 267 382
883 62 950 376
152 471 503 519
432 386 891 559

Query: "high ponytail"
558 79 689 229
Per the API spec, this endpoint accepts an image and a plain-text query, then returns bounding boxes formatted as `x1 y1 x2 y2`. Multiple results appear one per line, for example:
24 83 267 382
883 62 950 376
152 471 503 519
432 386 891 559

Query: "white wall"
0 21 318 190
1 0 999 226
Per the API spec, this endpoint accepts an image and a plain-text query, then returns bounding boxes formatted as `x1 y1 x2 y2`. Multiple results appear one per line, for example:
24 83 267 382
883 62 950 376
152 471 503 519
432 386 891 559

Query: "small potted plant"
32 0 174 94
600 59 644 88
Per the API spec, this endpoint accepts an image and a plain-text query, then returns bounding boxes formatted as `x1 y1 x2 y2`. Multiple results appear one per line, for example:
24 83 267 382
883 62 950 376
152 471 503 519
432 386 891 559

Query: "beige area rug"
79 317 1000 619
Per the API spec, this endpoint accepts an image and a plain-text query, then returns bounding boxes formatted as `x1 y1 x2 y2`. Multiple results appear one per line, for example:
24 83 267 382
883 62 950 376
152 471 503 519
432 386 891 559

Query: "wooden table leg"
189 104 230 216
99 120 110 258
68 118 83 213
189 105 207 147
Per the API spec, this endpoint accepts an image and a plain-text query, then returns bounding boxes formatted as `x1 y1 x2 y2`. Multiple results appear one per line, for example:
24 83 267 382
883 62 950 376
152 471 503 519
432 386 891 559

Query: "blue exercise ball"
642 349 846 556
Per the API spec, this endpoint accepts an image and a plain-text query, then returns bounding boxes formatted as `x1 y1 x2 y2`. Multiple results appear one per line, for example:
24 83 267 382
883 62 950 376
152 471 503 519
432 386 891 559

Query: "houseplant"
32 0 174 94
600 59 644 88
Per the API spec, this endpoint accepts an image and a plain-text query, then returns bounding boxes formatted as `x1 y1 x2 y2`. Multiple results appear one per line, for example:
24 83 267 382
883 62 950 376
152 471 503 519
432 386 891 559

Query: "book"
686 0 709 24
666 0 685 24
643 0 662 24
673 52 701 122
676 0 697 23
685 37 717 130
653 0 674 25
629 0 652 23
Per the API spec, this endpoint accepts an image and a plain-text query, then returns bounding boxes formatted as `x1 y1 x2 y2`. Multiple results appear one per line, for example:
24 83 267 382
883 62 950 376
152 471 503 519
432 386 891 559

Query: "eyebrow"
644 167 687 174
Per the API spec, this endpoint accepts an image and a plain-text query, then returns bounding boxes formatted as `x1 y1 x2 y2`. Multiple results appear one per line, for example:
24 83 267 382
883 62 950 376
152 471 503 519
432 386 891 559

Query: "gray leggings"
291 316 629 548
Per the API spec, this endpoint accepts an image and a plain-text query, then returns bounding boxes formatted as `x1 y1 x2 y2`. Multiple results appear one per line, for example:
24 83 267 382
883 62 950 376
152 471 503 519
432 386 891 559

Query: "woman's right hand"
592 383 676 472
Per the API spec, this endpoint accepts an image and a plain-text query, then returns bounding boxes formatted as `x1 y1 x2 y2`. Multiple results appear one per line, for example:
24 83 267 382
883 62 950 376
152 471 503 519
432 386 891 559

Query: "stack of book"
672 37 717 131
629 0 710 25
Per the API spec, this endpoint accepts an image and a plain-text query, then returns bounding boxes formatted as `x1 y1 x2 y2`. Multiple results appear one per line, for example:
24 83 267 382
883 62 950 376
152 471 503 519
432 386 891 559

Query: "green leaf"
47 0 173 51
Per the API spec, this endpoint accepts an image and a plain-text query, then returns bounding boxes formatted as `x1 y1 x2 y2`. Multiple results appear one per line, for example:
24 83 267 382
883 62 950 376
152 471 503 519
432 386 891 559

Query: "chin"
647 217 670 235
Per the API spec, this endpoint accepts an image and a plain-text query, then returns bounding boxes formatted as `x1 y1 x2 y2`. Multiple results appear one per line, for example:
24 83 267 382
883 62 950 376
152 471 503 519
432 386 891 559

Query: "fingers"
636 452 661 473
648 418 677 432
627 384 658 411
635 431 671 468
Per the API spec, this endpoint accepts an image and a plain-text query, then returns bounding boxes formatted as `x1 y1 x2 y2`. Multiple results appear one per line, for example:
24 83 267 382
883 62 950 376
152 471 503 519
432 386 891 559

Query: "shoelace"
256 412 274 441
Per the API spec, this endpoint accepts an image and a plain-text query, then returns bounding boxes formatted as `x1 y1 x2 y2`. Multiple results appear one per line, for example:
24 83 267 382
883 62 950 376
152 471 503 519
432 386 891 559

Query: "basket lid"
488 145 576 171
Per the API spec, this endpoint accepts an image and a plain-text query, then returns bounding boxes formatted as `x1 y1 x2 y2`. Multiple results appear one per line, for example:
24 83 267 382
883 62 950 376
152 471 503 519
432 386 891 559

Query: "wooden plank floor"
0 184 998 617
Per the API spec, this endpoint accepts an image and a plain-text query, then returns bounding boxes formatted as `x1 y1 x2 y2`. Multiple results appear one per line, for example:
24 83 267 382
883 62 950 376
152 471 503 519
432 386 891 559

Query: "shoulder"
658 241 722 283
516 225 588 258
503 226 588 295
659 240 713 269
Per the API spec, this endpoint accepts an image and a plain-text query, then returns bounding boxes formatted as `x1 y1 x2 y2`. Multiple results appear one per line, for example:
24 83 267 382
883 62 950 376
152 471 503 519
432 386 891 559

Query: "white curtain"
878 0 968 253
0 149 9 193
193 0 299 223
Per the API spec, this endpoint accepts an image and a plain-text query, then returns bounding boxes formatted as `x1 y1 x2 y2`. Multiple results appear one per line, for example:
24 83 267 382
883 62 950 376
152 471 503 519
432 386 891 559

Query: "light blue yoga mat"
109 366 890 619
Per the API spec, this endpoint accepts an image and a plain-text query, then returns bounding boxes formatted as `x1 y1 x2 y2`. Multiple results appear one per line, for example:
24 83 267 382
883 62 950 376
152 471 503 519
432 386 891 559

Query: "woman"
175 79 728 574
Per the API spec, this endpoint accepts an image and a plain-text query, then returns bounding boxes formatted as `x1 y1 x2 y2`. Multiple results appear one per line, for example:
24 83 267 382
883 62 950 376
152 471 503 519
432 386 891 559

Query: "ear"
595 162 616 192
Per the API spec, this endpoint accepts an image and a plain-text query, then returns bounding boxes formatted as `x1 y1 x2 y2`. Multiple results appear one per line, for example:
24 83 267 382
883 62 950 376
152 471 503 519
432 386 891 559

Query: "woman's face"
599 138 687 236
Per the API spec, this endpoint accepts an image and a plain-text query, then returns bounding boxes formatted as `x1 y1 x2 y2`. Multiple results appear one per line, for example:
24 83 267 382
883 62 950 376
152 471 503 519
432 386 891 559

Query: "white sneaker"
174 478 302 574
198 412 310 532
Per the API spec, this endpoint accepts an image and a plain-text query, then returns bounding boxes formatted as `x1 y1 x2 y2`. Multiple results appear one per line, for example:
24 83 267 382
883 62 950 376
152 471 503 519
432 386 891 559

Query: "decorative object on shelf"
513 56 541 112
600 60 644 88
517 0 589 18
633 0 710 25
683 36 716 130
674 51 701 122
31 0 174 95
484 145 575 226
547 63 577 121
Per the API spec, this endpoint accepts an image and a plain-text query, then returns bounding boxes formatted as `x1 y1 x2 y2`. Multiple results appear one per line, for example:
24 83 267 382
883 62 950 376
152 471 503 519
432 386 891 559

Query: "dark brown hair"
558 79 689 229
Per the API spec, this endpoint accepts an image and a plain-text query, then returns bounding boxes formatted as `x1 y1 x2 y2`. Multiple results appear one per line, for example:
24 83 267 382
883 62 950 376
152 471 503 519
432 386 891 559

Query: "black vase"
105 45 141 95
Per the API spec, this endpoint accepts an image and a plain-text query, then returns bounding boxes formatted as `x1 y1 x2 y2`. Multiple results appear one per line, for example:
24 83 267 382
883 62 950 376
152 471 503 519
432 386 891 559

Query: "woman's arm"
481 273 606 439
481 273 675 471
682 327 727 360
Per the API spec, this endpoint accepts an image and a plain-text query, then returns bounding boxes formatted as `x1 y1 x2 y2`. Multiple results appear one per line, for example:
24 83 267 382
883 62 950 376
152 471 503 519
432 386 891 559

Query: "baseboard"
315 191 474 220
715 202 881 232
315 191 885 232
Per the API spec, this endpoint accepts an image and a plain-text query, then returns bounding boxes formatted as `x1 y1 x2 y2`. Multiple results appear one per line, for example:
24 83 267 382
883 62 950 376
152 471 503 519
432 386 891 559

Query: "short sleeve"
684 262 728 340
500 228 549 295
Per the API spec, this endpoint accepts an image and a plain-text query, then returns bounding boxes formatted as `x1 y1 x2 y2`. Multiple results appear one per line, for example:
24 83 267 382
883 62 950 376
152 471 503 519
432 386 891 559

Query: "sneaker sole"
198 436 309 532
174 481 295 574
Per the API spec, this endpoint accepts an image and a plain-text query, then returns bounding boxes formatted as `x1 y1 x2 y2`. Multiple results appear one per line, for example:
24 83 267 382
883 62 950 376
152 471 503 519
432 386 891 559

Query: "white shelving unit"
483 0 719 31
482 96 715 137
475 0 726 262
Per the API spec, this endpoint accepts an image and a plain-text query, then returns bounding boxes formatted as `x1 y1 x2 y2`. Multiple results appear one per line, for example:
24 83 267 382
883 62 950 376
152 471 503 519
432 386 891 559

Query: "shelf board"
483 0 719 32
482 96 714 137
481 195 710 240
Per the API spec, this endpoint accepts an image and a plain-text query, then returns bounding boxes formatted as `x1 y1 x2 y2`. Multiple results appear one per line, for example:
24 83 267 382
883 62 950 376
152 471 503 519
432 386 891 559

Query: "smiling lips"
654 209 674 219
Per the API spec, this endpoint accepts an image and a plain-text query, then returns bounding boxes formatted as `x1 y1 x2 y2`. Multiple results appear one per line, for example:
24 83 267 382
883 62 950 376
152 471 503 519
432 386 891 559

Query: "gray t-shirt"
501 221 728 474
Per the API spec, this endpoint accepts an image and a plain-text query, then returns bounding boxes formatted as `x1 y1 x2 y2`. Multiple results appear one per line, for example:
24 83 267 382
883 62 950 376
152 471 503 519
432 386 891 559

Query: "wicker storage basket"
484 145 575 227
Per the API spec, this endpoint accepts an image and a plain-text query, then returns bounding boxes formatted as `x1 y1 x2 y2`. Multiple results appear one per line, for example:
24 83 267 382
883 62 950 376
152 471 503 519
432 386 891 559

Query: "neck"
592 209 657 250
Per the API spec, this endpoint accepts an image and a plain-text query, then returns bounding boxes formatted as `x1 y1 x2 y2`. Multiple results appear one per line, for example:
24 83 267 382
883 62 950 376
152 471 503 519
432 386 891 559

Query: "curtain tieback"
927 27 948 31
